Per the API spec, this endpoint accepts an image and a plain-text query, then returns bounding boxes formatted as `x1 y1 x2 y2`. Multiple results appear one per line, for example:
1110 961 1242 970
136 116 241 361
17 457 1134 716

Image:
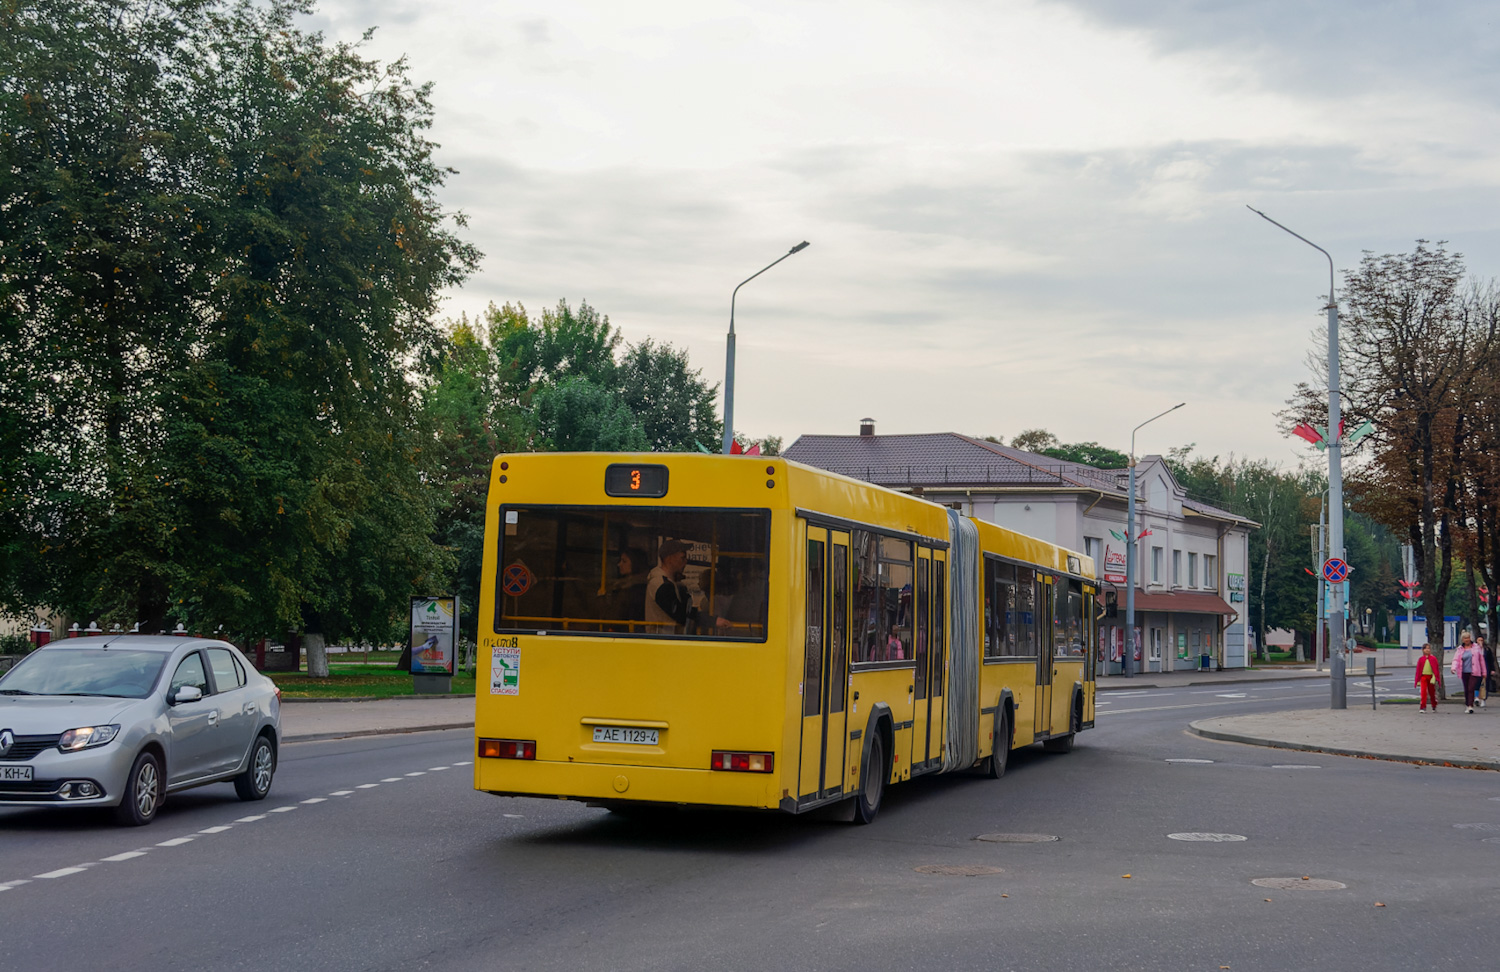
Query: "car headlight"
57 725 120 752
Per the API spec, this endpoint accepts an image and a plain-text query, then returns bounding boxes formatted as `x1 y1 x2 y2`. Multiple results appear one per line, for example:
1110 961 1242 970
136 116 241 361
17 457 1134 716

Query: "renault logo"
0 730 12 757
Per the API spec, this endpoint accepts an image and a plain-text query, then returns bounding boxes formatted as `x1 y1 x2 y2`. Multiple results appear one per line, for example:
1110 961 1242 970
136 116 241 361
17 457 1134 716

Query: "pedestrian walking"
1450 632 1488 713
1415 643 1442 712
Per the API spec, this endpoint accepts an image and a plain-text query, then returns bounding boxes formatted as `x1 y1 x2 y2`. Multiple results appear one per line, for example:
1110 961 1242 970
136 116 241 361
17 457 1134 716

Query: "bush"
0 632 35 656
1355 634 1376 649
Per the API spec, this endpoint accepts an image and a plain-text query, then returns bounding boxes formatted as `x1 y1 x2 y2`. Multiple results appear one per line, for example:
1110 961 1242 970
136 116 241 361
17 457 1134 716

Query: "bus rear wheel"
985 709 1011 779
853 732 886 825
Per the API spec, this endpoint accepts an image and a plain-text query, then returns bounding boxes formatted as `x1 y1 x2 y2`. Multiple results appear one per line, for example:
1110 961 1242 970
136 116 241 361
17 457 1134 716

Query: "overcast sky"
310 0 1500 465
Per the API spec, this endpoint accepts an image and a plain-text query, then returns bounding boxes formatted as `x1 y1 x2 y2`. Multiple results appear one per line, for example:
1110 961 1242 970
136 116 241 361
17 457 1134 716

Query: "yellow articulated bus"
474 452 1096 823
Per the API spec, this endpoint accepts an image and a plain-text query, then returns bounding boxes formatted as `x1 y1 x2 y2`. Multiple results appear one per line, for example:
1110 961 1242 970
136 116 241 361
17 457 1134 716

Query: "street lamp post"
1248 206 1347 709
1124 402 1186 678
722 241 810 455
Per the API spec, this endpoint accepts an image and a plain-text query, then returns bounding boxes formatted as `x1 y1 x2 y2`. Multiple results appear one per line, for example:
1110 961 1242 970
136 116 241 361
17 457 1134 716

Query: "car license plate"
0 765 33 782
592 726 658 745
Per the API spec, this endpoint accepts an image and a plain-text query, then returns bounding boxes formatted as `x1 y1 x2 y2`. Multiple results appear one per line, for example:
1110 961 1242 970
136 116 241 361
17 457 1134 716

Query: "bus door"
918 549 948 771
799 526 851 802
913 550 931 770
1034 574 1054 737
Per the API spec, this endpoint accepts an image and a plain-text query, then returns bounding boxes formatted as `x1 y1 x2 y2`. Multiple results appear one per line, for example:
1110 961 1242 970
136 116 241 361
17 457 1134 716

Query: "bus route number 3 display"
605 463 669 498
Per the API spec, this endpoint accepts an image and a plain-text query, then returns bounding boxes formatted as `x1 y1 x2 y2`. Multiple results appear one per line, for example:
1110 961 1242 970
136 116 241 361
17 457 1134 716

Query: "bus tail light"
479 738 536 760
710 751 774 773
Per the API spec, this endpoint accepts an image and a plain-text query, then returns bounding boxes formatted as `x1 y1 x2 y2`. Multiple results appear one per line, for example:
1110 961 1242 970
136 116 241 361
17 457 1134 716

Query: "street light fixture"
1123 402 1185 678
1248 205 1348 709
722 241 811 455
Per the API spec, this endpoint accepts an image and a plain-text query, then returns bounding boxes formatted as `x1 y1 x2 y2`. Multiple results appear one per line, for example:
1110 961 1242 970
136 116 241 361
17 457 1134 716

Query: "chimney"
859 418 875 437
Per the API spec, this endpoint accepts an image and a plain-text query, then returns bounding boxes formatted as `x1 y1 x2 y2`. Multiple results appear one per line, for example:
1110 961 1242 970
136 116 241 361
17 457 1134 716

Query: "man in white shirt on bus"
645 539 694 634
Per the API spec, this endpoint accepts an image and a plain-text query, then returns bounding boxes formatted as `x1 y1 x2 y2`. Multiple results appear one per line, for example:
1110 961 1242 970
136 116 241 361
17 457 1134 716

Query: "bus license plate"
0 766 33 782
592 727 658 746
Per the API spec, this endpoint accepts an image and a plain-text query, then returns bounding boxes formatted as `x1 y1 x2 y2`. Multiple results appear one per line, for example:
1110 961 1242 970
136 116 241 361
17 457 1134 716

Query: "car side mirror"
172 685 203 705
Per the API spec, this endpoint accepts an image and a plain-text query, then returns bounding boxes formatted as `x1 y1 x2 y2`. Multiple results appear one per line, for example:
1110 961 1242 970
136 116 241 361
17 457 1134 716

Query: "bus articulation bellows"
474 453 1096 822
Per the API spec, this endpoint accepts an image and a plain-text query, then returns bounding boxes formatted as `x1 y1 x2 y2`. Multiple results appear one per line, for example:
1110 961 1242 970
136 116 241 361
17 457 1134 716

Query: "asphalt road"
4 674 1499 972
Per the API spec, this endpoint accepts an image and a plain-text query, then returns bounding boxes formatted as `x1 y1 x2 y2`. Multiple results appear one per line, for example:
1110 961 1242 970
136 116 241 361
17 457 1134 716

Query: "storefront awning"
1126 589 1238 617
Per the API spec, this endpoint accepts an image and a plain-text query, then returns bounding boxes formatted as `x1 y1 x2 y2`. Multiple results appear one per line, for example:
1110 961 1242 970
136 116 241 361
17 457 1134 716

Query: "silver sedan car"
0 636 281 825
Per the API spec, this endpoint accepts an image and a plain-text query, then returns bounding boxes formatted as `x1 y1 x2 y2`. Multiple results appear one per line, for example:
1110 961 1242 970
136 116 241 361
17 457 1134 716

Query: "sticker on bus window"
501 563 533 597
492 646 520 695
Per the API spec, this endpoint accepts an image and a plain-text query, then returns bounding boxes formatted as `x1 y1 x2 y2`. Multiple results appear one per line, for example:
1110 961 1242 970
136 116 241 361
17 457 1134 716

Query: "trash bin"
1200 653 1211 670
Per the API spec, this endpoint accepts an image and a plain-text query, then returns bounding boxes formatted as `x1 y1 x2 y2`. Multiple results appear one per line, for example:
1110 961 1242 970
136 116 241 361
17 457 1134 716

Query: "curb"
283 722 473 744
1099 671 1393 693
1187 723 1500 772
280 694 477 704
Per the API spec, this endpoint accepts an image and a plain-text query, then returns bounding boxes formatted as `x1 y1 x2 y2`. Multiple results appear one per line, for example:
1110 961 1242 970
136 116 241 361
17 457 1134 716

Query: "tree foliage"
0 0 477 642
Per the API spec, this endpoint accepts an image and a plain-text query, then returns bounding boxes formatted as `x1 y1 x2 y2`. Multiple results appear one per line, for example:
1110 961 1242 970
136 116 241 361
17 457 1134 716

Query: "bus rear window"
495 506 770 640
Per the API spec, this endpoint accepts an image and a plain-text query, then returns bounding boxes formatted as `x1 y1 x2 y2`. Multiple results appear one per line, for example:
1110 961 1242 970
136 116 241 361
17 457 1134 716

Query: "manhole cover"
914 864 1004 876
1453 823 1500 831
1165 758 1214 764
974 833 1060 843
1252 877 1347 891
1272 764 1321 770
1168 832 1247 842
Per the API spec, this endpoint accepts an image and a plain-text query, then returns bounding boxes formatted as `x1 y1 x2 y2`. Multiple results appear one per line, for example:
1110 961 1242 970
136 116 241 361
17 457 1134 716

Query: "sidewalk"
1190 704 1500 771
281 695 475 743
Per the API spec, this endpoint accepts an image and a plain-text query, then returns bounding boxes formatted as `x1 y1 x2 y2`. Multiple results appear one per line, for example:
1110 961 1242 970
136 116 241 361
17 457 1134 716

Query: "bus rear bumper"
473 759 783 810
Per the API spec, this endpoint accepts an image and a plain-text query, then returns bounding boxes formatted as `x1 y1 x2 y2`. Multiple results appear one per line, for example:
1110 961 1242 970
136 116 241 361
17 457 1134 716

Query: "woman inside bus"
605 547 650 631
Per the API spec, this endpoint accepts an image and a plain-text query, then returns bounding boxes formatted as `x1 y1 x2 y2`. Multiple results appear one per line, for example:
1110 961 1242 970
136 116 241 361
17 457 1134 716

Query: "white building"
784 424 1258 672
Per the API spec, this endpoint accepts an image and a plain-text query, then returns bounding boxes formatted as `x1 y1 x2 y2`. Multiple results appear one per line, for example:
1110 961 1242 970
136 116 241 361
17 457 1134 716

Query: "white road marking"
329 790 354 796
453 761 473 766
269 806 298 813
1168 832 1247 842
100 851 148 862
0 880 32 890
1272 765 1322 769
503 813 524 818
406 771 425 777
34 866 88 879
356 783 379 789
1215 693 1247 699
429 766 449 771
198 826 232 834
156 837 194 847
1094 701 1112 706
301 797 327 804
1100 692 1320 714
235 815 266 823
381 777 403 782
1165 758 1215 764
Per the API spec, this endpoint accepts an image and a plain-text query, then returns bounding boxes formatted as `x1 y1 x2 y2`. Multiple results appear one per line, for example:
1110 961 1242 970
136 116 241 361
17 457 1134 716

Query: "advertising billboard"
410 596 458 676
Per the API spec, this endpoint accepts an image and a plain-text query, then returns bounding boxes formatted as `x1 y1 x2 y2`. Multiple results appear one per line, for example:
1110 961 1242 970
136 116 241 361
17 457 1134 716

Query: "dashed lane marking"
198 826 232 834
0 880 31 890
429 766 450 771
1165 758 1215 764
406 772 426 777
329 790 354 796
34 866 89 879
155 837 194 847
100 851 148 862
454 761 473 766
1272 764 1322 770
269 806 298 813
235 815 266 823
381 777 403 782
356 784 379 789
301 797 327 805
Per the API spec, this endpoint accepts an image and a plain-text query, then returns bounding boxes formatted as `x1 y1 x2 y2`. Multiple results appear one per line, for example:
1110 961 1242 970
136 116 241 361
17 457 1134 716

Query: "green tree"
0 0 477 651
1010 429 1059 453
1041 442 1129 468
617 338 722 451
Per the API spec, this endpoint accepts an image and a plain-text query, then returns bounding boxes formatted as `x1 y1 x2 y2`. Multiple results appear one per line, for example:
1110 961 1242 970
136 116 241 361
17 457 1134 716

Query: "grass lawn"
268 663 476 698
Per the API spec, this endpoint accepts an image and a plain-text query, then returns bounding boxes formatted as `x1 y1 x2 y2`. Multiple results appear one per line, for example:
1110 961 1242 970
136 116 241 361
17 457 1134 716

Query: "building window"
1151 547 1163 584
1188 552 1198 588
1084 536 1101 566
1172 550 1181 586
1203 555 1217 590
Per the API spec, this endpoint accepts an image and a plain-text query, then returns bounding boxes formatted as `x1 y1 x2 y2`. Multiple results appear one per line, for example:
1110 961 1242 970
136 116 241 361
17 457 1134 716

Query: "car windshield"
0 649 168 699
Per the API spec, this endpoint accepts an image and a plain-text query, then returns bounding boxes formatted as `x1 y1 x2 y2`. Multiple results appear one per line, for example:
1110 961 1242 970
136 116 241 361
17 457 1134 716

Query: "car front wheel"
114 750 164 827
234 735 276 801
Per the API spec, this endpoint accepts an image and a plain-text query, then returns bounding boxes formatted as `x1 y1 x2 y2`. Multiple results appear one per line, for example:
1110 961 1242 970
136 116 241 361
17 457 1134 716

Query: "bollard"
1367 656 1377 710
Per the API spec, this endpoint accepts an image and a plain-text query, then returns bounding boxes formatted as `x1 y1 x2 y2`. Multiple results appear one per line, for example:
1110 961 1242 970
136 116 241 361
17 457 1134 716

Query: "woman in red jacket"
1415 643 1442 711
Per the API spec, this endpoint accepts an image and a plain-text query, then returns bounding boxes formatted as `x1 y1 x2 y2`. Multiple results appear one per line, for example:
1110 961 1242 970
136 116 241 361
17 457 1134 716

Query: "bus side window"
805 539 825 717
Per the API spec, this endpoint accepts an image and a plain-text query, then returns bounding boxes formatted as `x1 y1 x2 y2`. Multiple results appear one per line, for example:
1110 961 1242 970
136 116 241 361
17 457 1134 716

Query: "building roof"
1127 589 1239 617
783 431 1258 527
